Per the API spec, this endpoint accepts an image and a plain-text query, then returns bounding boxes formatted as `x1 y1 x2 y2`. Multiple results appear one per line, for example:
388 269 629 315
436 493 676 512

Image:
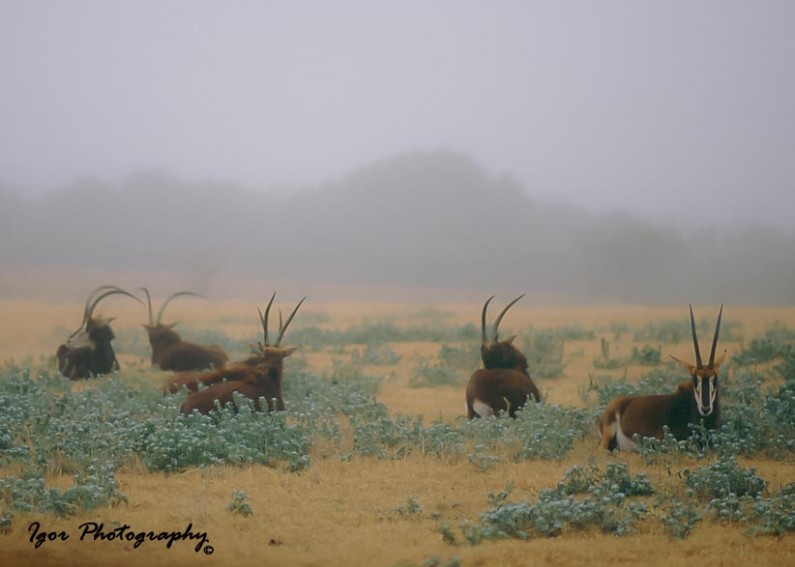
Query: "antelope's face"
691 367 719 417
249 345 298 384
672 303 726 418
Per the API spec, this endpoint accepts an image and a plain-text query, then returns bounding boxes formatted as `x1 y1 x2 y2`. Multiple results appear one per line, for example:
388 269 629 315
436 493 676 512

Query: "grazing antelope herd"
52 285 730 451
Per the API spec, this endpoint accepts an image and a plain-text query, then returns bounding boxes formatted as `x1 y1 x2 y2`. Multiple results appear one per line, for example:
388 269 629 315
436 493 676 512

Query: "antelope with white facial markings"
465 295 540 418
599 304 725 451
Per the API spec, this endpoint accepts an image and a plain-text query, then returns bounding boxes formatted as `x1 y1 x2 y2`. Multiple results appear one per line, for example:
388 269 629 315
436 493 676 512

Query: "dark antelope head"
670 304 725 417
480 294 528 371
250 292 305 365
140 288 205 344
57 285 142 378
238 292 305 410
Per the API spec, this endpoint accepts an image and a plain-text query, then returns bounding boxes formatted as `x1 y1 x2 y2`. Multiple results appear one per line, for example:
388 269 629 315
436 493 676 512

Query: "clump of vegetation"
226 490 253 517
683 455 766 501
469 463 653 542
583 367 678 407
395 496 423 518
0 463 126 517
410 360 461 388
659 501 701 539
438 344 480 371
733 326 795 366
633 318 741 344
751 483 795 536
351 342 402 366
592 337 625 369
522 329 566 378
629 345 662 366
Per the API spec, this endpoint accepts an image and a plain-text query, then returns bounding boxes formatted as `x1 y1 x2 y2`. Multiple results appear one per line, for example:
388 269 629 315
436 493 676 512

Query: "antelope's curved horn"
689 304 704 369
260 292 277 346
139 287 154 326
493 294 525 342
69 285 125 338
481 295 494 344
156 291 205 325
87 288 143 322
708 303 724 369
275 297 306 347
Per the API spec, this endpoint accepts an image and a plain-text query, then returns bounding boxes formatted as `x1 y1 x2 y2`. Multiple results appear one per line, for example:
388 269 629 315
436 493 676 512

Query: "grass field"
1 295 794 566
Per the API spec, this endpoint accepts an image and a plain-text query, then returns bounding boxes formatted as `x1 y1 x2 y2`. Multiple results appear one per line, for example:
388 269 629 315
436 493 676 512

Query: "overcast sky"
1 1 793 227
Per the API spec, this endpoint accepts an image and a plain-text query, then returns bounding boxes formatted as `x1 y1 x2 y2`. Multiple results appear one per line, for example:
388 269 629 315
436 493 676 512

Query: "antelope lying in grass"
465 295 540 418
174 293 305 414
599 305 725 451
56 285 142 379
140 288 229 371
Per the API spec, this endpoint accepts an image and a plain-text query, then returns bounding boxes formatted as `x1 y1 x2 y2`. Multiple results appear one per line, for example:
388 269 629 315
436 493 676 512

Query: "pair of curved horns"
140 288 205 326
689 303 724 369
257 293 306 348
481 294 525 344
69 285 142 338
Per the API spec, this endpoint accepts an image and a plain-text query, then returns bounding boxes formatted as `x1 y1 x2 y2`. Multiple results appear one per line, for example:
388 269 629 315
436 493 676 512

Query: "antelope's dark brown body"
147 326 228 371
56 285 141 379
141 289 229 372
599 382 721 451
177 355 289 414
173 293 303 415
57 324 119 379
465 295 540 418
599 305 725 451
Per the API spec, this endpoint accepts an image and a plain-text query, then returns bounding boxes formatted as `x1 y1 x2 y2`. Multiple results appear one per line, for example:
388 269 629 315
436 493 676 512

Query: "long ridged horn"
155 291 205 325
259 292 277 346
708 304 724 369
689 304 703 370
69 285 127 338
275 297 306 347
481 296 495 344
493 294 525 342
87 287 142 322
139 287 154 326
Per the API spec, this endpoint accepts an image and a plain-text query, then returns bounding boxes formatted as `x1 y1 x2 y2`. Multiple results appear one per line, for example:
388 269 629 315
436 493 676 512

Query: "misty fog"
1 2 793 304
2 151 793 304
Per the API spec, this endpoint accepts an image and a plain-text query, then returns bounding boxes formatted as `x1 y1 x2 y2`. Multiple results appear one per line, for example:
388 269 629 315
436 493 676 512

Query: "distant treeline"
1 151 793 304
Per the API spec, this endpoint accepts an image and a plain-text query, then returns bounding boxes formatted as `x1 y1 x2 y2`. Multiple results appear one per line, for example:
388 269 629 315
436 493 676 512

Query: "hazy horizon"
2 1 794 229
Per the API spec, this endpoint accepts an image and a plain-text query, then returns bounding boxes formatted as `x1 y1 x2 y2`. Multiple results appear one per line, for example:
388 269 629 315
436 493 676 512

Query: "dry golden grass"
1 295 795 566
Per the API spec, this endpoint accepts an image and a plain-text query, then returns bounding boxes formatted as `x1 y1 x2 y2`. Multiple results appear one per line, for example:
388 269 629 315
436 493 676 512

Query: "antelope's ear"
713 349 728 371
669 354 695 375
281 346 299 358
504 335 517 345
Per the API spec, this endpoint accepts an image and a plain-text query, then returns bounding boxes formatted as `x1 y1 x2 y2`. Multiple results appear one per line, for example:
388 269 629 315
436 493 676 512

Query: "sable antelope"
56 285 142 379
465 295 540 418
177 293 305 414
140 288 229 372
599 304 725 452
